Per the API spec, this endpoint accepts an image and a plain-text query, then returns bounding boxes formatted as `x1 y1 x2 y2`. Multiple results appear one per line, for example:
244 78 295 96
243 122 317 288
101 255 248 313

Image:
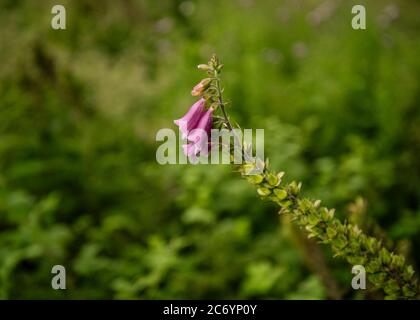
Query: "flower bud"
197 64 210 71
191 78 211 96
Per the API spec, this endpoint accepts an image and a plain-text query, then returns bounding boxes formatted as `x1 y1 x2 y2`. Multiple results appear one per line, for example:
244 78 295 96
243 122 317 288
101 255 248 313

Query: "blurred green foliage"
0 0 419 299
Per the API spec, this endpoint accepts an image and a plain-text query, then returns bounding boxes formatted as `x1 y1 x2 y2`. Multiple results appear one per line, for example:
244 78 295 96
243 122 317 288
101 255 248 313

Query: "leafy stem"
213 73 233 131
193 55 420 299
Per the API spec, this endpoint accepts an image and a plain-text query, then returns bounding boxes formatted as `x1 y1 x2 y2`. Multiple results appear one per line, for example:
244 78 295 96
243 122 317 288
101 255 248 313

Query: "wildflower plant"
174 55 419 300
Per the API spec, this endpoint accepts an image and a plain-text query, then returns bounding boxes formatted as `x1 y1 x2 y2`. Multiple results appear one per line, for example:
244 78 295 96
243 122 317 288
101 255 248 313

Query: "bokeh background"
0 0 419 299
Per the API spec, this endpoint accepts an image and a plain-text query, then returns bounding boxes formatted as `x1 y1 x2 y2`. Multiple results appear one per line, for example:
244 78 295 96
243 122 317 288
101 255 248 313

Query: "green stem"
213 73 233 131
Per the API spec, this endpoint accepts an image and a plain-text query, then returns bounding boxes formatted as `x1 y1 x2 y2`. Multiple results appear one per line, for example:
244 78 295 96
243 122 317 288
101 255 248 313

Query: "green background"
0 0 419 299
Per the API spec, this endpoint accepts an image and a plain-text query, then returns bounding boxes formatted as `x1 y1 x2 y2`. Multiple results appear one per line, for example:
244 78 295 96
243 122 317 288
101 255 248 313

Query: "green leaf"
326 226 337 239
257 187 271 196
273 189 287 201
308 213 320 225
380 248 391 265
266 173 278 186
247 175 264 185
335 235 347 249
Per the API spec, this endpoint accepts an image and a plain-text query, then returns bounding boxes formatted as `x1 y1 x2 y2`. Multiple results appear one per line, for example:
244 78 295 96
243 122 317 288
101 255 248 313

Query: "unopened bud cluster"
239 161 419 299
192 55 225 110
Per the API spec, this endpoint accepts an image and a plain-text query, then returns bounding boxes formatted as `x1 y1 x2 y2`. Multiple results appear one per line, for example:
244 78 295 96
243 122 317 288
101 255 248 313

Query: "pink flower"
174 98 206 139
184 107 213 157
